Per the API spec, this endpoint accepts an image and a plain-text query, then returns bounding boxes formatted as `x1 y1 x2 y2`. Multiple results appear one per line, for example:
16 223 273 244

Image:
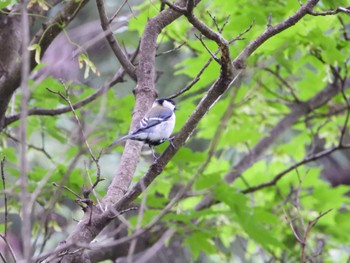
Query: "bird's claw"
168 136 176 149
150 146 159 162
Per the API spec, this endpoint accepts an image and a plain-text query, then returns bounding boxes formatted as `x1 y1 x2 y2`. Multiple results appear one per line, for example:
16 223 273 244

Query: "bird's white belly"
147 114 175 141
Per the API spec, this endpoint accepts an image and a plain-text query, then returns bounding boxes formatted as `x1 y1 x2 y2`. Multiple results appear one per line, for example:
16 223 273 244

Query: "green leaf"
184 232 217 259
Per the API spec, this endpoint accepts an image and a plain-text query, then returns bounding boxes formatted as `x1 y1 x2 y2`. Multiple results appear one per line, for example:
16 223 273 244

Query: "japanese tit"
108 98 176 150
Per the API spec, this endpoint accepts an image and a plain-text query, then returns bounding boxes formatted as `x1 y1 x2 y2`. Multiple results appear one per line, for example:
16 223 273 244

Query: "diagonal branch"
308 6 350 16
95 0 137 80
233 0 319 69
196 79 346 210
242 145 347 194
4 67 125 127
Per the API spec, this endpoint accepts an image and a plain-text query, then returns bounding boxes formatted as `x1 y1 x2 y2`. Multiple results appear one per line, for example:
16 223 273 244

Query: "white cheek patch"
162 100 176 111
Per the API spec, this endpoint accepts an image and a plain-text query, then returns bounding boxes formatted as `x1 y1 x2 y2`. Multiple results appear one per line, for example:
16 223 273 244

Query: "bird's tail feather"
107 134 133 149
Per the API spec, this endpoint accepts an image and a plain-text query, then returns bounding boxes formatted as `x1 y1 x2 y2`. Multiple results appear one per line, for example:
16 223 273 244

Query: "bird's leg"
149 145 159 162
167 136 176 149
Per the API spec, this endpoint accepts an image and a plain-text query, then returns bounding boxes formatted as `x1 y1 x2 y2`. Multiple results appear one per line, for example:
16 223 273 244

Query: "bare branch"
339 77 350 147
168 18 254 100
195 34 220 63
0 158 8 238
4 131 52 159
167 53 214 99
301 209 333 262
263 67 300 102
50 81 102 197
234 0 319 69
4 67 125 127
19 2 32 260
196 78 347 210
0 234 17 263
308 6 350 16
155 42 186 57
96 0 137 80
108 0 129 24
52 182 83 199
283 209 304 244
242 146 343 194
134 228 176 263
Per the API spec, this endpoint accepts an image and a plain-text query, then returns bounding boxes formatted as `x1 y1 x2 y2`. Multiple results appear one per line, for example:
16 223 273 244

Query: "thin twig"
96 0 137 80
161 0 186 13
308 6 350 16
168 19 254 100
156 42 186 57
195 34 220 63
338 16 350 40
263 67 300 102
339 74 350 147
167 52 214 99
0 253 6 263
267 13 272 27
53 182 83 199
301 209 333 262
219 15 231 33
134 228 176 263
4 131 52 160
0 158 8 238
108 0 129 24
206 11 220 32
283 209 304 244
85 162 103 211
127 181 147 263
55 81 102 198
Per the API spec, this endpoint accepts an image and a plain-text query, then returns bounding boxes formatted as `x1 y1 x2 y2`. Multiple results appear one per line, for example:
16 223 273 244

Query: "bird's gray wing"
133 107 172 133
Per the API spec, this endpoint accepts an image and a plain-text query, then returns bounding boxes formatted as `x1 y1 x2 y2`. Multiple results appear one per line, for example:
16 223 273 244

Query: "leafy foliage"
1 0 350 262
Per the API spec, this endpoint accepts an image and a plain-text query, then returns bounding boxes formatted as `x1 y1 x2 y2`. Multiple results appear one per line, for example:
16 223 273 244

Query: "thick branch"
102 0 197 207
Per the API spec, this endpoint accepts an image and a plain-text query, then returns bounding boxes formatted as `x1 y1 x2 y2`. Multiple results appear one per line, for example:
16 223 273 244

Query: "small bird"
107 98 176 158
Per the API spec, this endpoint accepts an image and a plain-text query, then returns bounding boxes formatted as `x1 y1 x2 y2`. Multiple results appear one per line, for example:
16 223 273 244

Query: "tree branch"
233 0 319 69
308 6 350 16
4 67 125 127
196 79 345 210
95 0 137 80
19 2 32 260
242 146 345 194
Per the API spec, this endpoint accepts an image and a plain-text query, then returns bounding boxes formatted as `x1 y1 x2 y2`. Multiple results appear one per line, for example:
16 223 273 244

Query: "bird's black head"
155 98 176 110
